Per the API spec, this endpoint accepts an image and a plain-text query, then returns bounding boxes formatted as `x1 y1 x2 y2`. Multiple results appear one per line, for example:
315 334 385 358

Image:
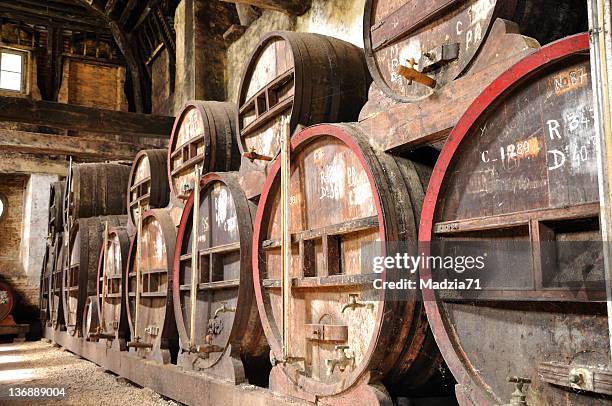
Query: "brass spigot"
127 336 153 349
341 294 374 313
325 345 355 376
243 147 274 162
397 58 436 88
506 376 531 406
213 303 236 319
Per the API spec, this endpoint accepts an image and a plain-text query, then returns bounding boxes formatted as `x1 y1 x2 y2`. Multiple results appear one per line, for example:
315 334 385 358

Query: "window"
0 50 25 93
0 194 6 221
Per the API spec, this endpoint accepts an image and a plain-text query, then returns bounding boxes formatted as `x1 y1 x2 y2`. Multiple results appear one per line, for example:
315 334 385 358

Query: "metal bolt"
569 373 583 385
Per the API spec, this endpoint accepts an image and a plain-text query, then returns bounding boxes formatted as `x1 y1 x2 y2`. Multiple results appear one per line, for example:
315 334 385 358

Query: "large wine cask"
126 209 178 364
173 172 268 383
364 0 588 101
127 149 170 230
168 101 240 202
237 31 370 169
252 123 449 403
48 181 65 236
40 242 52 326
96 225 131 348
51 234 64 328
61 215 127 336
419 34 610 405
63 163 131 226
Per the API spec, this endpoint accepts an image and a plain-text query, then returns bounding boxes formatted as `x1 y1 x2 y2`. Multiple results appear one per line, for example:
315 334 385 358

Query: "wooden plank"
0 95 173 138
263 216 379 248
220 0 310 15
0 3 106 29
0 129 146 160
433 203 600 235
0 152 67 175
263 273 379 289
370 0 463 50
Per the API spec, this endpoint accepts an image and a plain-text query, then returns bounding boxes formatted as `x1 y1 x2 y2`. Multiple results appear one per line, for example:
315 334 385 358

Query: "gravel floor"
0 341 180 405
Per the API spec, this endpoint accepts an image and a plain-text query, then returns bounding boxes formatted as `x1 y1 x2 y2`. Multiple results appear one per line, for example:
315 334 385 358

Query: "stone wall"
0 173 56 325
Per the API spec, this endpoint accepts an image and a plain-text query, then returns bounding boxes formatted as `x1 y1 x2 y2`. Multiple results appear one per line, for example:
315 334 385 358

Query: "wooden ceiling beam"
220 0 311 15
0 128 148 160
118 0 138 27
104 0 119 15
0 95 173 138
0 2 105 28
0 10 109 33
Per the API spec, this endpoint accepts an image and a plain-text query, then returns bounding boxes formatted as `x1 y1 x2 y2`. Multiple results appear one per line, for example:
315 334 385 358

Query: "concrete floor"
0 341 179 405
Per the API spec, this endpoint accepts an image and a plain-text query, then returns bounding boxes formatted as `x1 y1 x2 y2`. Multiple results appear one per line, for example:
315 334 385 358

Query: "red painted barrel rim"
252 123 388 396
173 172 234 360
418 33 590 404
124 209 176 337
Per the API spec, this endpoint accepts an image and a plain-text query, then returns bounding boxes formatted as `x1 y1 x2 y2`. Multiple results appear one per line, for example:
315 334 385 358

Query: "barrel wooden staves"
48 181 65 236
363 0 588 102
127 149 170 232
168 101 240 202
419 34 611 405
0 281 15 324
252 124 449 404
96 226 131 349
63 163 131 226
61 215 127 336
51 234 65 328
173 172 269 383
237 31 370 169
39 242 53 326
126 209 179 364
82 296 100 341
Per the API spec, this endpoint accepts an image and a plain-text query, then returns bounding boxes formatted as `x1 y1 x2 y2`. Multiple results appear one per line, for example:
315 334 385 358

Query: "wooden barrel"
0 281 15 323
51 234 64 328
172 172 268 383
127 149 170 230
96 226 131 347
364 0 588 101
82 296 100 341
48 181 65 236
61 215 127 336
63 163 131 226
168 101 240 202
237 31 370 168
39 242 53 326
252 124 448 402
126 209 178 364
419 34 610 405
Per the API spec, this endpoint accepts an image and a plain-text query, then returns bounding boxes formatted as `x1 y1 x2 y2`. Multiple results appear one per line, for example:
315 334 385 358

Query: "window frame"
0 48 27 94
0 193 7 222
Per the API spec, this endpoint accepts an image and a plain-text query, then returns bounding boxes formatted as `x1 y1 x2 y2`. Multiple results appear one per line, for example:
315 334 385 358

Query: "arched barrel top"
237 31 370 168
127 149 169 229
167 101 240 202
